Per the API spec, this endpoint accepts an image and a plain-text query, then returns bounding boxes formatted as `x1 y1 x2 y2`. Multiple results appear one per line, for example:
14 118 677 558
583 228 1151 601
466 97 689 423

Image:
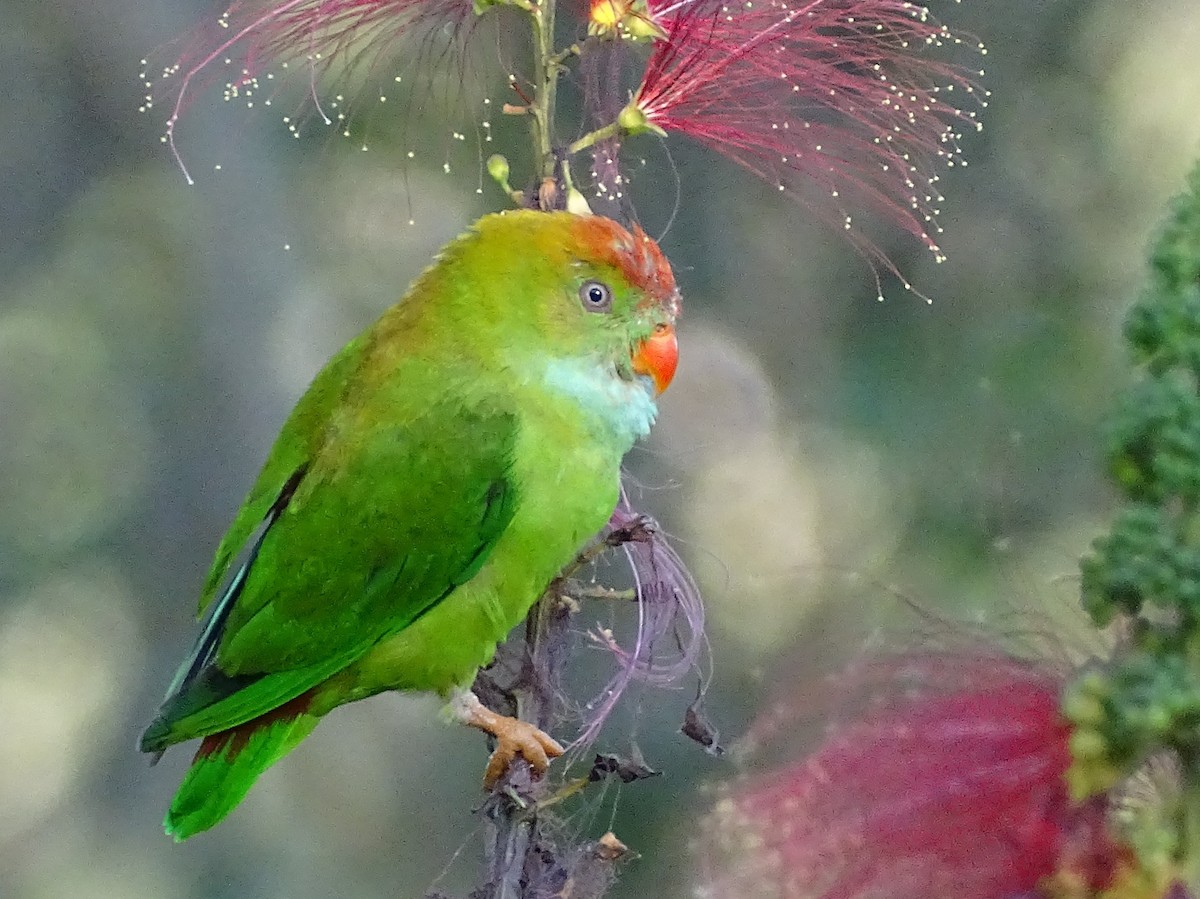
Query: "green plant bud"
617 102 667 138
486 154 510 185
1068 727 1108 762
1062 689 1107 728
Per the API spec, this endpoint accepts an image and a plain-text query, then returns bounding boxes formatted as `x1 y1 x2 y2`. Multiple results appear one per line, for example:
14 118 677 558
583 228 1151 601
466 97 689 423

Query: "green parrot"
140 209 680 840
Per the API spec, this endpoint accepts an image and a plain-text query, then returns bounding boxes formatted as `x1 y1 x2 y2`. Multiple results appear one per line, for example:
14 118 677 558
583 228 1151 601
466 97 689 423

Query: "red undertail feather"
166 690 319 841
194 690 316 761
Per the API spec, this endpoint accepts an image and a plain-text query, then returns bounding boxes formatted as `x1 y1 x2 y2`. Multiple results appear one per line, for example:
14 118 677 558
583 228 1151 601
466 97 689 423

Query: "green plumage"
142 210 679 839
164 700 319 841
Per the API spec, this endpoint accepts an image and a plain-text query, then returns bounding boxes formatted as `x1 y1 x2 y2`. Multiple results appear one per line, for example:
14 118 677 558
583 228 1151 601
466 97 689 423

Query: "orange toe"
480 716 564 788
452 691 564 789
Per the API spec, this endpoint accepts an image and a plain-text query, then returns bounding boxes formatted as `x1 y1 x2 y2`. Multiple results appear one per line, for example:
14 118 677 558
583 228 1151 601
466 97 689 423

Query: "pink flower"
695 653 1140 899
142 0 477 183
626 0 986 293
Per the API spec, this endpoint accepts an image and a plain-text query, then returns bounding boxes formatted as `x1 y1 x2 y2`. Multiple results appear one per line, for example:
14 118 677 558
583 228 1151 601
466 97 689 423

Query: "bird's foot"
450 690 564 789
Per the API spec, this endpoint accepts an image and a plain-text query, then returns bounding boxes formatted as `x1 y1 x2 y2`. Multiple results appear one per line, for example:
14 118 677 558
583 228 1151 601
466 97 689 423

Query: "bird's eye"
579 280 612 313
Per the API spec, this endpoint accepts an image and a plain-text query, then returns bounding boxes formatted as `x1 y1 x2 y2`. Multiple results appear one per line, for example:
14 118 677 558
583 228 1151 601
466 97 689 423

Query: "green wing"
142 347 518 753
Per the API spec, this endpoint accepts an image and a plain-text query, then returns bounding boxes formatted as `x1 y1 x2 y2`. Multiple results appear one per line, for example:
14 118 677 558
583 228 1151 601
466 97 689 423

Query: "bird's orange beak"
631 323 678 394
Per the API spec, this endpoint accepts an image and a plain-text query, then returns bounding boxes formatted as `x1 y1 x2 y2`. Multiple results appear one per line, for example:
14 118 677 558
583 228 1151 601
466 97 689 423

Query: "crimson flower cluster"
142 0 477 183
148 0 983 283
621 0 986 284
694 653 1150 899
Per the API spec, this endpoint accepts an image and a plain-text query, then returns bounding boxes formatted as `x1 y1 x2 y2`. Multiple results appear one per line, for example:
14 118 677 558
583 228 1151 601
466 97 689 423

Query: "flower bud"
618 102 666 138
486 153 510 185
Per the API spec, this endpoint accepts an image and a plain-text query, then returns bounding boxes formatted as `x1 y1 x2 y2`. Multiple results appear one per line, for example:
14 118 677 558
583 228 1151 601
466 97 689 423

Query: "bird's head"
451 210 680 399
559 212 680 396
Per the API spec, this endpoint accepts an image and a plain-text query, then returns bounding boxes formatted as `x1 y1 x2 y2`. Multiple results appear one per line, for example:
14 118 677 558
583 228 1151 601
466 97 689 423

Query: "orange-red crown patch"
570 215 680 317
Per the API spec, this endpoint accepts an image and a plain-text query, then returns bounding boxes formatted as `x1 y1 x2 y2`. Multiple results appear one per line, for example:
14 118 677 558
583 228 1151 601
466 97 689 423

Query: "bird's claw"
481 717 565 789
451 689 565 789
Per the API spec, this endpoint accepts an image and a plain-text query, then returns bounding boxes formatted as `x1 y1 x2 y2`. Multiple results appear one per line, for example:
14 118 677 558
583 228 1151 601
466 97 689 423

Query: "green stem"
530 0 559 182
567 121 622 157
549 43 581 67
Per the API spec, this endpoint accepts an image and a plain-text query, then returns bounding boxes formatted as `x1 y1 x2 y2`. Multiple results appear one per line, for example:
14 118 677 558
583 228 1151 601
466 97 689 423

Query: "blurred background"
4 0 1200 895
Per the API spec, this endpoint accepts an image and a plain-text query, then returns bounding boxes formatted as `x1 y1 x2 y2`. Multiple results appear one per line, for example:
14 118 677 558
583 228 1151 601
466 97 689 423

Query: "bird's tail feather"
164 692 318 841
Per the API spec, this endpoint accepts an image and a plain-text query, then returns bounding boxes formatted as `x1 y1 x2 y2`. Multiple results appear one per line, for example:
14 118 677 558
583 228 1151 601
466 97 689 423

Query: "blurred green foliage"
5 1 1200 897
1072 163 1200 825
